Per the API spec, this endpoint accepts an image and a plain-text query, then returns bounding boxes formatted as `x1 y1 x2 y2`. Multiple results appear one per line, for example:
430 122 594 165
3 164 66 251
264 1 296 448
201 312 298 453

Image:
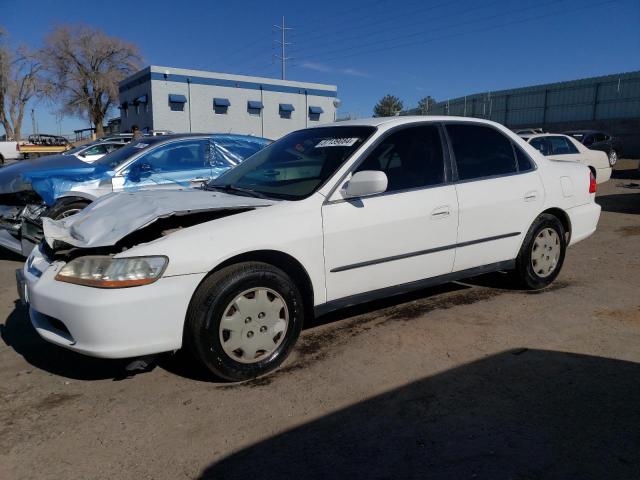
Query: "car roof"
318 115 505 129
563 130 601 135
519 133 572 140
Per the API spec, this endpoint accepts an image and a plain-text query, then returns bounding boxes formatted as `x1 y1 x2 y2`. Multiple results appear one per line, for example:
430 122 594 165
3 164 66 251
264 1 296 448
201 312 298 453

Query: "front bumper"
24 248 207 358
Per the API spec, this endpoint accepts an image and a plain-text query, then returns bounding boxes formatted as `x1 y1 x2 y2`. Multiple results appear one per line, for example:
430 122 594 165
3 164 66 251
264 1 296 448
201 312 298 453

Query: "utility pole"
31 108 37 136
273 16 292 80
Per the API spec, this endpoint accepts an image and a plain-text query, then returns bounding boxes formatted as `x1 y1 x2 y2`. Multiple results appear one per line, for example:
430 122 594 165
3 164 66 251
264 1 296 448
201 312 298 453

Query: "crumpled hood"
0 155 110 205
42 188 277 248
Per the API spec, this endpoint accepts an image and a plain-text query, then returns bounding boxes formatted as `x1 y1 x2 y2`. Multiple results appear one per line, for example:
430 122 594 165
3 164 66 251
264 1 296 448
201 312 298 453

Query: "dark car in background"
563 130 623 166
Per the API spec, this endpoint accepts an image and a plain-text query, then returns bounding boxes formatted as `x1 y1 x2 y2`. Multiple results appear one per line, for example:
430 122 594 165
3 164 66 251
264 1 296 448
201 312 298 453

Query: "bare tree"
0 30 42 140
40 25 142 136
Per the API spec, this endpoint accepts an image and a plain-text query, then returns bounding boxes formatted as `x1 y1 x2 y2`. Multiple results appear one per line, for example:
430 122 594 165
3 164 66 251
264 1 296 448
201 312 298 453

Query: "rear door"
445 123 544 272
589 133 610 154
322 124 459 301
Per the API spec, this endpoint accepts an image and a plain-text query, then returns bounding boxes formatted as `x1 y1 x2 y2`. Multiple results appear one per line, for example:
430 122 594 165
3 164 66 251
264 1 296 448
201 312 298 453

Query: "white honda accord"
20 116 601 381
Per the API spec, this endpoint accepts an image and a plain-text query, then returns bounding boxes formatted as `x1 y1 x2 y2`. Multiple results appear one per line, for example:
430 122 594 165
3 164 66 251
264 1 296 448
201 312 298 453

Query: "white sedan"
62 141 125 163
20 117 601 381
520 133 611 184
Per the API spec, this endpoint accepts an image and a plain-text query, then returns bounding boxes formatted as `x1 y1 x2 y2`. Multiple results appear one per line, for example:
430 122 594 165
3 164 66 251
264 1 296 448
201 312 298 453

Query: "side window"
593 133 606 143
446 124 517 181
83 144 107 156
134 140 208 173
529 137 549 156
105 143 123 153
514 145 535 172
548 136 579 155
583 135 594 146
355 125 445 192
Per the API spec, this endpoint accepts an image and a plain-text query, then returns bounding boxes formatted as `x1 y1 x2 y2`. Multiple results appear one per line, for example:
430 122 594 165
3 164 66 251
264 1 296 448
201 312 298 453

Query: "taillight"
589 171 597 194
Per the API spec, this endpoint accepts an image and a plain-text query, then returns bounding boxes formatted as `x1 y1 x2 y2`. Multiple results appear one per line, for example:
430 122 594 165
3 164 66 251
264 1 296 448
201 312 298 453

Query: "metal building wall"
119 66 338 140
405 71 640 156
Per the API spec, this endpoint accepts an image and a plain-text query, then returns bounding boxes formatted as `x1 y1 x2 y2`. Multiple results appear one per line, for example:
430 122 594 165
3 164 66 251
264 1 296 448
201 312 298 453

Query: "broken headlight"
54 255 168 288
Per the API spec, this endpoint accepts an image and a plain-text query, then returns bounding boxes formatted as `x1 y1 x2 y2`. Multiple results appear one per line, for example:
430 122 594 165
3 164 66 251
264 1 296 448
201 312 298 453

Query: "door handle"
524 191 538 202
430 205 450 219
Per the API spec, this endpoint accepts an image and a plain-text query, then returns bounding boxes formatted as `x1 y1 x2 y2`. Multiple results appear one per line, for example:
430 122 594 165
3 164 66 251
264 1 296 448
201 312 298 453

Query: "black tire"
608 149 618 167
184 262 305 381
44 199 91 220
0 154 5 166
513 213 566 290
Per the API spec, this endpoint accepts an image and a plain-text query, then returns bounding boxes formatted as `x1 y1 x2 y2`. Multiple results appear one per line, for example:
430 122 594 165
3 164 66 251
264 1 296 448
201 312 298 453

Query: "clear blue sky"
2 0 639 136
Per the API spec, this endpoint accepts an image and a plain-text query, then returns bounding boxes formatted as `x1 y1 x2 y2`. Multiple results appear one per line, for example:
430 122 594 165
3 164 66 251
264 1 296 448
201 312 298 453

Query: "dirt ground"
1 160 639 480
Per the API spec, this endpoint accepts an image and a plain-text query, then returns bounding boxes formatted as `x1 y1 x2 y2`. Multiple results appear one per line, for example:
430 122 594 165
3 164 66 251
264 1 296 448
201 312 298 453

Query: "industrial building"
118 66 339 139
405 71 640 157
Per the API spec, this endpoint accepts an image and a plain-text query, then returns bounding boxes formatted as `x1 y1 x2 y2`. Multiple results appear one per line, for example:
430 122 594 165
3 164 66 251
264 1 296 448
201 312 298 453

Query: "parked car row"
515 128 622 167
0 134 270 256
519 133 611 184
8 116 601 382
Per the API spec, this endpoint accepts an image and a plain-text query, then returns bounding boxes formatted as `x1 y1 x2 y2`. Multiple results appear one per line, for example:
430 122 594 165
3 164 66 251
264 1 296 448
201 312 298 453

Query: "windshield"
93 139 158 170
207 126 376 200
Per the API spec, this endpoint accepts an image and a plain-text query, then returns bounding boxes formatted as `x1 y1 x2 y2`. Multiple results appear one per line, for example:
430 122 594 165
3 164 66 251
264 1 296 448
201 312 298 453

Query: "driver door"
321 124 459 301
115 139 213 192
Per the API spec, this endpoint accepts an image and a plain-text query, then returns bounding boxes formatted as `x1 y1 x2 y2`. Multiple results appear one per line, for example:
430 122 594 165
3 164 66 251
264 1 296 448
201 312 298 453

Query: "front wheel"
608 149 618 166
513 214 566 290
184 262 304 381
45 199 91 220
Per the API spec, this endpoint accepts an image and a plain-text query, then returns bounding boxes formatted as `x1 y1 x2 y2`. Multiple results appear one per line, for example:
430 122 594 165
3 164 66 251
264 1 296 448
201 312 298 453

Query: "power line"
296 0 568 63
295 0 622 65
296 0 468 48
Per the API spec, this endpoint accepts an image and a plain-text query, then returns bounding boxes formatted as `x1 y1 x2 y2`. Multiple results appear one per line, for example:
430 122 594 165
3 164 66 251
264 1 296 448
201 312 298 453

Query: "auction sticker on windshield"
315 138 359 148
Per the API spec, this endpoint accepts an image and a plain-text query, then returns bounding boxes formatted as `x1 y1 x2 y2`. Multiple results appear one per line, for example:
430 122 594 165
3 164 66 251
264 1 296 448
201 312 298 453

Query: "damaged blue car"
0 133 270 256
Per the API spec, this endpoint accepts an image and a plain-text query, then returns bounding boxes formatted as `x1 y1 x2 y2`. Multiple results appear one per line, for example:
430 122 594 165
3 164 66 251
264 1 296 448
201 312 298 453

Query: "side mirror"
344 170 388 198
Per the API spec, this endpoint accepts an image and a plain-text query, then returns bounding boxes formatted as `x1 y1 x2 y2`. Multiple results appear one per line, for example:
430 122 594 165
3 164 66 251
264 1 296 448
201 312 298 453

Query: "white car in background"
0 140 20 165
20 117 601 381
62 141 126 163
520 133 611 184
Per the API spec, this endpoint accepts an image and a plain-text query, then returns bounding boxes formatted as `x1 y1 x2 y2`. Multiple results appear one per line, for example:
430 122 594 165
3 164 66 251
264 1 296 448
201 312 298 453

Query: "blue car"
0 133 270 255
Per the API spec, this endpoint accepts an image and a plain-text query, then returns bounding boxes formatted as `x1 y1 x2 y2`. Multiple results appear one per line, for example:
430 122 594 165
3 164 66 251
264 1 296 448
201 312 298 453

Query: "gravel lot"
1 160 639 480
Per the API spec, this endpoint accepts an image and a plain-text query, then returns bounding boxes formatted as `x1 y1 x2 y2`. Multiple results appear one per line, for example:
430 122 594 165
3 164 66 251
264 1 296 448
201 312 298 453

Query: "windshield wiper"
205 184 269 199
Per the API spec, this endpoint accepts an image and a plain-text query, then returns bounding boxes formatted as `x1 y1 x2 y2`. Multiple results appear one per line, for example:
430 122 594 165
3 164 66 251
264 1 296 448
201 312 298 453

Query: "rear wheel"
45 199 91 220
513 214 566 290
184 262 304 381
608 149 618 166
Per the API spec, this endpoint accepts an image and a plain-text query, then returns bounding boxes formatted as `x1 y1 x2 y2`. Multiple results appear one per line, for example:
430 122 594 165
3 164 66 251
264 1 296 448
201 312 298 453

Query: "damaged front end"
0 192 47 255
39 189 277 262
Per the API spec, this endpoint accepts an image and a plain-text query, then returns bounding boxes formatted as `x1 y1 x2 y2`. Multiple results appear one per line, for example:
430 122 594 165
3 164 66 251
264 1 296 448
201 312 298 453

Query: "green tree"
373 94 403 117
417 96 436 115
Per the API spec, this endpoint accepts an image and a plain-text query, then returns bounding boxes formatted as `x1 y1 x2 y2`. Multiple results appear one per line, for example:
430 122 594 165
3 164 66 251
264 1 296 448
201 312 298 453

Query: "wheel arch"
197 249 315 320
540 207 572 243
55 191 98 203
